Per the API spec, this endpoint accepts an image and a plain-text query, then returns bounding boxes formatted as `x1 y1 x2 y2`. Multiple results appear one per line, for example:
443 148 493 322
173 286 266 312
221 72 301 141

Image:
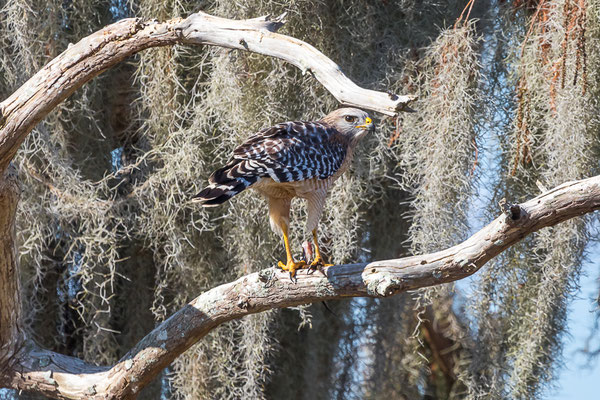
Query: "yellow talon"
310 229 333 269
278 259 307 278
278 222 306 281
310 256 333 269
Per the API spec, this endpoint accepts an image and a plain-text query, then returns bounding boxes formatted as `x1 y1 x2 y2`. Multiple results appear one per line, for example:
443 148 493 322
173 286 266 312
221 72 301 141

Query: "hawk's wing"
231 121 348 183
194 121 347 206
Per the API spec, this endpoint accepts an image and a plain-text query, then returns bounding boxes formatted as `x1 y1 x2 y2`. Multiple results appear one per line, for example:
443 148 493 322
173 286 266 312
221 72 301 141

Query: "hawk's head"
320 108 374 140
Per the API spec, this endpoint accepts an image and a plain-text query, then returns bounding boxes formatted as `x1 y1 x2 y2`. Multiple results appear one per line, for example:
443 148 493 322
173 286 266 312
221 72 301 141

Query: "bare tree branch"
0 9 598 400
0 11 414 172
1 175 599 399
178 13 416 115
0 10 408 399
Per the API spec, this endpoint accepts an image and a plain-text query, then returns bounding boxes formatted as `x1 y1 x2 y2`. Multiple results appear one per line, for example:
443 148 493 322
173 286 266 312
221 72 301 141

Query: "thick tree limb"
0 9 597 400
0 10 406 399
2 175 600 399
0 11 414 171
0 10 413 399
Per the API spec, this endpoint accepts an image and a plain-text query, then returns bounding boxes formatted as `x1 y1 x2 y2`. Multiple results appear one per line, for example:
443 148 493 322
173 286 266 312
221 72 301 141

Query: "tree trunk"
0 166 23 370
0 9 599 400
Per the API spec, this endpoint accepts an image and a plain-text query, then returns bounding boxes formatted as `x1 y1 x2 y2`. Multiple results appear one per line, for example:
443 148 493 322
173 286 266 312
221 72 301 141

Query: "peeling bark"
0 11 414 171
1 175 599 399
0 10 413 399
0 166 23 369
0 9 598 400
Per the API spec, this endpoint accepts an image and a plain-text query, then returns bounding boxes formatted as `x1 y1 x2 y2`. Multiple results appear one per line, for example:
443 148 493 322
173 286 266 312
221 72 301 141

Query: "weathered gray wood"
179 13 416 116
2 175 600 399
0 9 598 400
0 12 414 172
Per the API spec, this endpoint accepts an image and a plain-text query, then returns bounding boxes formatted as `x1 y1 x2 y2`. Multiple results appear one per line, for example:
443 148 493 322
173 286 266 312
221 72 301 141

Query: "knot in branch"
499 198 524 222
364 272 406 297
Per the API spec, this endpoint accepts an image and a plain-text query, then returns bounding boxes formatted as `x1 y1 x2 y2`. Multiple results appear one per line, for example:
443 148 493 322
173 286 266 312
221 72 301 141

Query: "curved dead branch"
1 175 599 399
0 9 598 400
0 11 414 172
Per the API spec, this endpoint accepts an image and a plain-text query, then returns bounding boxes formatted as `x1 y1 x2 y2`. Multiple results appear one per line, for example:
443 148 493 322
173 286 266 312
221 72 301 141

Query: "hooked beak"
356 117 373 130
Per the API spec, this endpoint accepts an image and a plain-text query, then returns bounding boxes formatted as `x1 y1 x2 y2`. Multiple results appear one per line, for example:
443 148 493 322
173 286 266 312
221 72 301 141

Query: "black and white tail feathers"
191 160 258 207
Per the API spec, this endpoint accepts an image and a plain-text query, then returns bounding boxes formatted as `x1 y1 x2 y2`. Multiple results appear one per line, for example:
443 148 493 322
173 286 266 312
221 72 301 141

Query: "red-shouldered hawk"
192 108 374 279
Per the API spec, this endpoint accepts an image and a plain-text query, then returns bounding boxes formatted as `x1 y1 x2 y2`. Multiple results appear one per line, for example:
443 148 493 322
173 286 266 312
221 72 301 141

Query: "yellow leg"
277 223 306 279
310 229 334 268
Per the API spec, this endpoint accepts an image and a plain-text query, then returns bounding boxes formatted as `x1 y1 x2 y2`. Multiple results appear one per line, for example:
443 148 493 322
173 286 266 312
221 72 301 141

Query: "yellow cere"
356 117 372 128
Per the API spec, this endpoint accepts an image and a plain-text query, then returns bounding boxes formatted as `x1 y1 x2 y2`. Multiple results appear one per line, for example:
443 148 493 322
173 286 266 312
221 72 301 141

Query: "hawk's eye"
344 115 357 123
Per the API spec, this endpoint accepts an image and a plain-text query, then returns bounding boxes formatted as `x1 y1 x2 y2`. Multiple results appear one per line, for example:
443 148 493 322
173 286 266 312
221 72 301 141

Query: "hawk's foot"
310 256 333 268
278 259 307 282
308 256 333 274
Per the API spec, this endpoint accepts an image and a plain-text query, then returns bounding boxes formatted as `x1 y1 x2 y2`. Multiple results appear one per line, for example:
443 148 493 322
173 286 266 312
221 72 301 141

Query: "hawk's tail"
191 160 259 207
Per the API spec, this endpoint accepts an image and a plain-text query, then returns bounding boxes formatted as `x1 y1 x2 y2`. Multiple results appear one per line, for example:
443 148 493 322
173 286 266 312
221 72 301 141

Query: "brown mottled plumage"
192 108 374 278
